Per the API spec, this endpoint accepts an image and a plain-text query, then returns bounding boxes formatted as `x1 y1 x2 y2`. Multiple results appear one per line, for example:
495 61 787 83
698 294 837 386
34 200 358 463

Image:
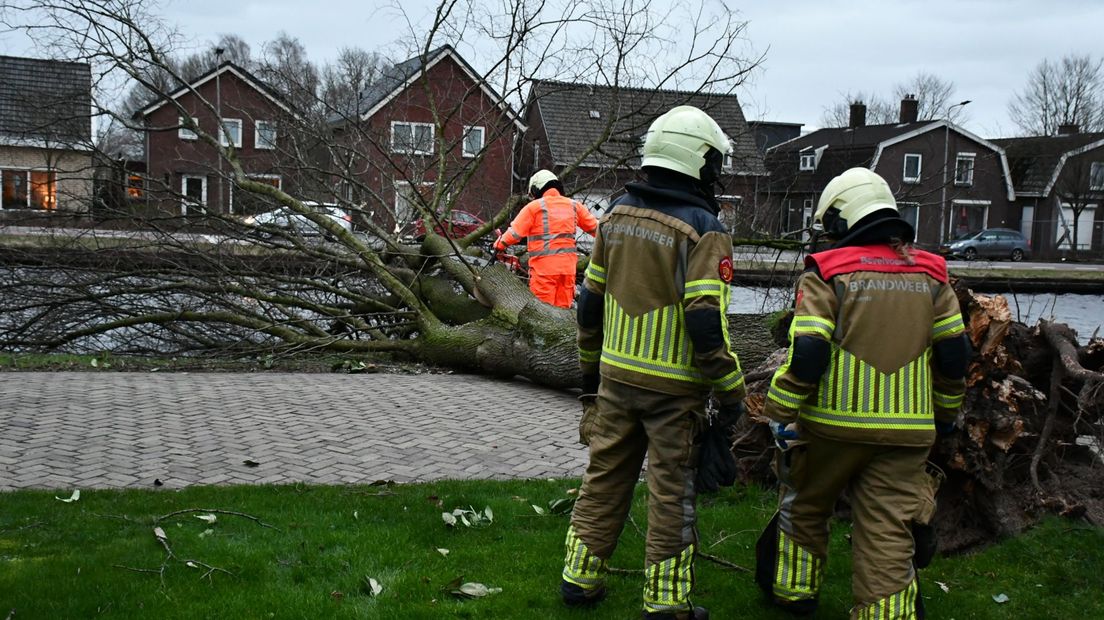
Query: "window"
127 174 144 198
178 116 199 140
181 175 207 215
723 152 735 172
955 153 975 186
391 121 434 155
462 126 485 158
898 202 920 230
1091 162 1104 191
29 171 56 210
799 151 816 171
255 121 277 150
2 169 28 209
219 118 243 148
903 153 922 183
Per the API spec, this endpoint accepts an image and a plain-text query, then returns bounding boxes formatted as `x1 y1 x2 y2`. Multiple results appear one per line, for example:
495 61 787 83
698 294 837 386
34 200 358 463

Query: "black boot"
642 606 709 620
560 580 607 608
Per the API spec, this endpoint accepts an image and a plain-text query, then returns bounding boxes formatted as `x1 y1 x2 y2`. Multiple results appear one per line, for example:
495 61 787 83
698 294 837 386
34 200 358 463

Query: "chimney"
1058 123 1080 135
900 94 919 124
849 102 867 128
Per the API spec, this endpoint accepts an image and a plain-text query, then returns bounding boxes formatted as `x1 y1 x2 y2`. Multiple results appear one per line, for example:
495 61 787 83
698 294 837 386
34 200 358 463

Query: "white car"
244 201 352 239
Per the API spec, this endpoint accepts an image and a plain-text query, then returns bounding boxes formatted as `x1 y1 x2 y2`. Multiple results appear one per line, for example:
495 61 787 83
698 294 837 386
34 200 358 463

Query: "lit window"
955 153 975 186
391 121 434 155
178 116 199 140
903 153 922 183
255 121 277 150
799 151 816 171
462 126 485 158
127 174 144 198
219 118 243 148
1092 162 1104 191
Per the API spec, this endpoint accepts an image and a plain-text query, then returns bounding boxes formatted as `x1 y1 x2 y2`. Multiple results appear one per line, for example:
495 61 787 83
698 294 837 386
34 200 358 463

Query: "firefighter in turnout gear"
755 167 970 619
560 106 746 620
494 170 598 307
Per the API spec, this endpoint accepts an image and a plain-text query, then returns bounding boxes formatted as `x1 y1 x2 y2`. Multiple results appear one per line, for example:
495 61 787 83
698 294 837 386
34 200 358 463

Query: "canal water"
729 286 1104 342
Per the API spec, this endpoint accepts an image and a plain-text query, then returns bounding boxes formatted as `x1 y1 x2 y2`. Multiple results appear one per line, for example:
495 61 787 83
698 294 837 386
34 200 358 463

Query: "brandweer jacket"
764 244 968 446
577 181 745 404
497 188 598 275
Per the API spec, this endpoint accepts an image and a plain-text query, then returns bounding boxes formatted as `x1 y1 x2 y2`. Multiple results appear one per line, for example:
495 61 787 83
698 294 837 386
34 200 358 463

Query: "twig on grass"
608 566 643 575
156 508 279 530
696 551 751 573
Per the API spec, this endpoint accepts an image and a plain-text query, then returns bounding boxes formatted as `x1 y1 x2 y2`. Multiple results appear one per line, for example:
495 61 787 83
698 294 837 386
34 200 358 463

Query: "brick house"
992 126 1104 257
763 97 1016 247
328 45 524 234
517 81 767 235
0 55 93 215
135 62 299 216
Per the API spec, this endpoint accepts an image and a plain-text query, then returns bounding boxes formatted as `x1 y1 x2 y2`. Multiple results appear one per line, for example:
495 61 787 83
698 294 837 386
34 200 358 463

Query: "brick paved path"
0 373 587 491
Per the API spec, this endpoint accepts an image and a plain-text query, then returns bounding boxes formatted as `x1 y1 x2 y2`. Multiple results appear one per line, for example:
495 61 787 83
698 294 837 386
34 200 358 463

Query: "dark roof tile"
991 133 1104 193
0 55 91 146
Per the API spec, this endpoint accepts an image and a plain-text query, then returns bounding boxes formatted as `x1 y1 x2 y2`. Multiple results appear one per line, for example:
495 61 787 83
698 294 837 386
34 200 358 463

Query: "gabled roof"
0 55 91 149
527 80 766 175
137 61 296 118
991 132 1104 197
768 120 1015 200
337 45 524 131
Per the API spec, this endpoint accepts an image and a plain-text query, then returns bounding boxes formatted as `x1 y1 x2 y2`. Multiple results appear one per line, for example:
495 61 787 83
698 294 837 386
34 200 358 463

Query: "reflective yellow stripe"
586 261 606 284
801 405 935 430
713 367 745 392
790 314 835 340
642 544 695 613
773 529 822 602
932 314 965 339
683 278 725 300
933 390 963 408
602 349 706 383
855 577 918 619
769 381 808 408
579 348 600 363
562 525 607 589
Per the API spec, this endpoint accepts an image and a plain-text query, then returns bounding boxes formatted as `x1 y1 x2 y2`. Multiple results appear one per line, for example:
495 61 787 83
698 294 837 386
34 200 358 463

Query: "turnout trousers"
756 433 931 620
562 378 704 615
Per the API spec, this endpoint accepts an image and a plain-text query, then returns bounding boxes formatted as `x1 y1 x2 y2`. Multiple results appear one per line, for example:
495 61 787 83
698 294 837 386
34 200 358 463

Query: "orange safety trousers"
530 272 576 308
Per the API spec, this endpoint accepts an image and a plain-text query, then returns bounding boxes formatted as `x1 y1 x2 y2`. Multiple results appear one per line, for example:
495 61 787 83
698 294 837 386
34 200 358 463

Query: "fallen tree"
735 281 1104 551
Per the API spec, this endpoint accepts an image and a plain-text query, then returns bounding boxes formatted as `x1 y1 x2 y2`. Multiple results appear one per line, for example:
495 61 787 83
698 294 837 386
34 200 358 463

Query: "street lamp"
940 99 971 243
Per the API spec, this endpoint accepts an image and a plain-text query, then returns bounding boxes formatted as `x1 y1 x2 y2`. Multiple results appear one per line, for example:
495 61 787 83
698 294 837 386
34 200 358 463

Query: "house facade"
992 127 1104 258
329 45 523 234
0 55 93 216
763 98 1015 247
135 62 300 217
518 81 767 235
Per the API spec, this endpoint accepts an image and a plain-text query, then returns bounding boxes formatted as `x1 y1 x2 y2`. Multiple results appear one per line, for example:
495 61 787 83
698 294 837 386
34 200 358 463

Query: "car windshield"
953 230 981 241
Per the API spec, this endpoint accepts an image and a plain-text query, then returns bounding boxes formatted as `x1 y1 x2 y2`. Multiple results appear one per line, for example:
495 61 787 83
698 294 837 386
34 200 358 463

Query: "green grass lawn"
1 481 1100 619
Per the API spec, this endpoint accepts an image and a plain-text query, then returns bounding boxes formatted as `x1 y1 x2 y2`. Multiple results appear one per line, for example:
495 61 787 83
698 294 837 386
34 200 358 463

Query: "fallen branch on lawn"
155 508 279 530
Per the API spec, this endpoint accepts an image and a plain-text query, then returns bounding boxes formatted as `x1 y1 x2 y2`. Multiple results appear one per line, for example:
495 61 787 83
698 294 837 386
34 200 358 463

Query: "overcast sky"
4 0 1103 138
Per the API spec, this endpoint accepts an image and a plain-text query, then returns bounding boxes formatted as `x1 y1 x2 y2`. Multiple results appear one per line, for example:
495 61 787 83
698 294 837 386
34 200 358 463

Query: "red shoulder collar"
806 245 948 283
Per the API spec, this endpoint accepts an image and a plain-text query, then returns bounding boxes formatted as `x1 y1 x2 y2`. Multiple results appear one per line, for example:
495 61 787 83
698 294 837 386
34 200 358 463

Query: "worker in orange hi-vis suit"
494 170 599 308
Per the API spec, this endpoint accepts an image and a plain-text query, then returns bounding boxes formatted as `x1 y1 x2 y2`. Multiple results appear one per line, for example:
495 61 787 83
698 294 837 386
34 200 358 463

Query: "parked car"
244 202 352 240
939 228 1030 261
412 209 500 242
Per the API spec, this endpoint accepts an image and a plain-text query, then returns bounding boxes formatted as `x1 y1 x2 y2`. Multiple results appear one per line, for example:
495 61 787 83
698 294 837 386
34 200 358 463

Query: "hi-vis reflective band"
854 578 919 620
600 297 743 390
933 389 963 409
562 526 607 589
642 544 695 614
773 529 823 602
530 198 578 257
801 347 936 431
790 315 835 341
769 381 810 409
683 278 726 300
579 348 600 363
932 314 965 340
586 261 607 285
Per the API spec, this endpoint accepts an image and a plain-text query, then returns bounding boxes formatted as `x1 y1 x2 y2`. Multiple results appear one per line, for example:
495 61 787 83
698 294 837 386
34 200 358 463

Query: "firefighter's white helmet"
528 169 559 196
815 167 898 236
640 106 732 180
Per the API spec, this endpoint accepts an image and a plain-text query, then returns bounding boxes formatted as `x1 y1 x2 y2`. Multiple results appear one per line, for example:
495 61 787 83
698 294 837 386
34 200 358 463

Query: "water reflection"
728 286 1104 342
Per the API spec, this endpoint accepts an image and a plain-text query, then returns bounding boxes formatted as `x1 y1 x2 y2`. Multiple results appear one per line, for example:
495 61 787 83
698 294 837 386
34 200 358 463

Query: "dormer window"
799 151 816 171
589 110 601 119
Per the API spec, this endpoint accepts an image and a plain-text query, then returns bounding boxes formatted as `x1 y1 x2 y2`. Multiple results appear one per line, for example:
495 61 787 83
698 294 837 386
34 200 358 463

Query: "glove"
577 394 599 446
717 401 744 429
696 418 738 493
582 373 600 396
493 238 506 252
935 421 956 437
771 422 799 451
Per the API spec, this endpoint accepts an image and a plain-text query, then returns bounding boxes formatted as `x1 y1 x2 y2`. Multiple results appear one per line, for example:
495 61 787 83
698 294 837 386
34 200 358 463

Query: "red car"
412 210 500 241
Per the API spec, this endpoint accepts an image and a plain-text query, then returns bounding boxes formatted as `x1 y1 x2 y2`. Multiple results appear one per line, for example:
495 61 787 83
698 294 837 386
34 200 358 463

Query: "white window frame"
955 152 976 186
799 151 816 171
255 120 277 150
1091 161 1104 191
903 153 922 184
390 121 435 155
178 116 199 141
181 174 207 215
462 125 485 158
1056 202 1097 250
219 118 243 148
